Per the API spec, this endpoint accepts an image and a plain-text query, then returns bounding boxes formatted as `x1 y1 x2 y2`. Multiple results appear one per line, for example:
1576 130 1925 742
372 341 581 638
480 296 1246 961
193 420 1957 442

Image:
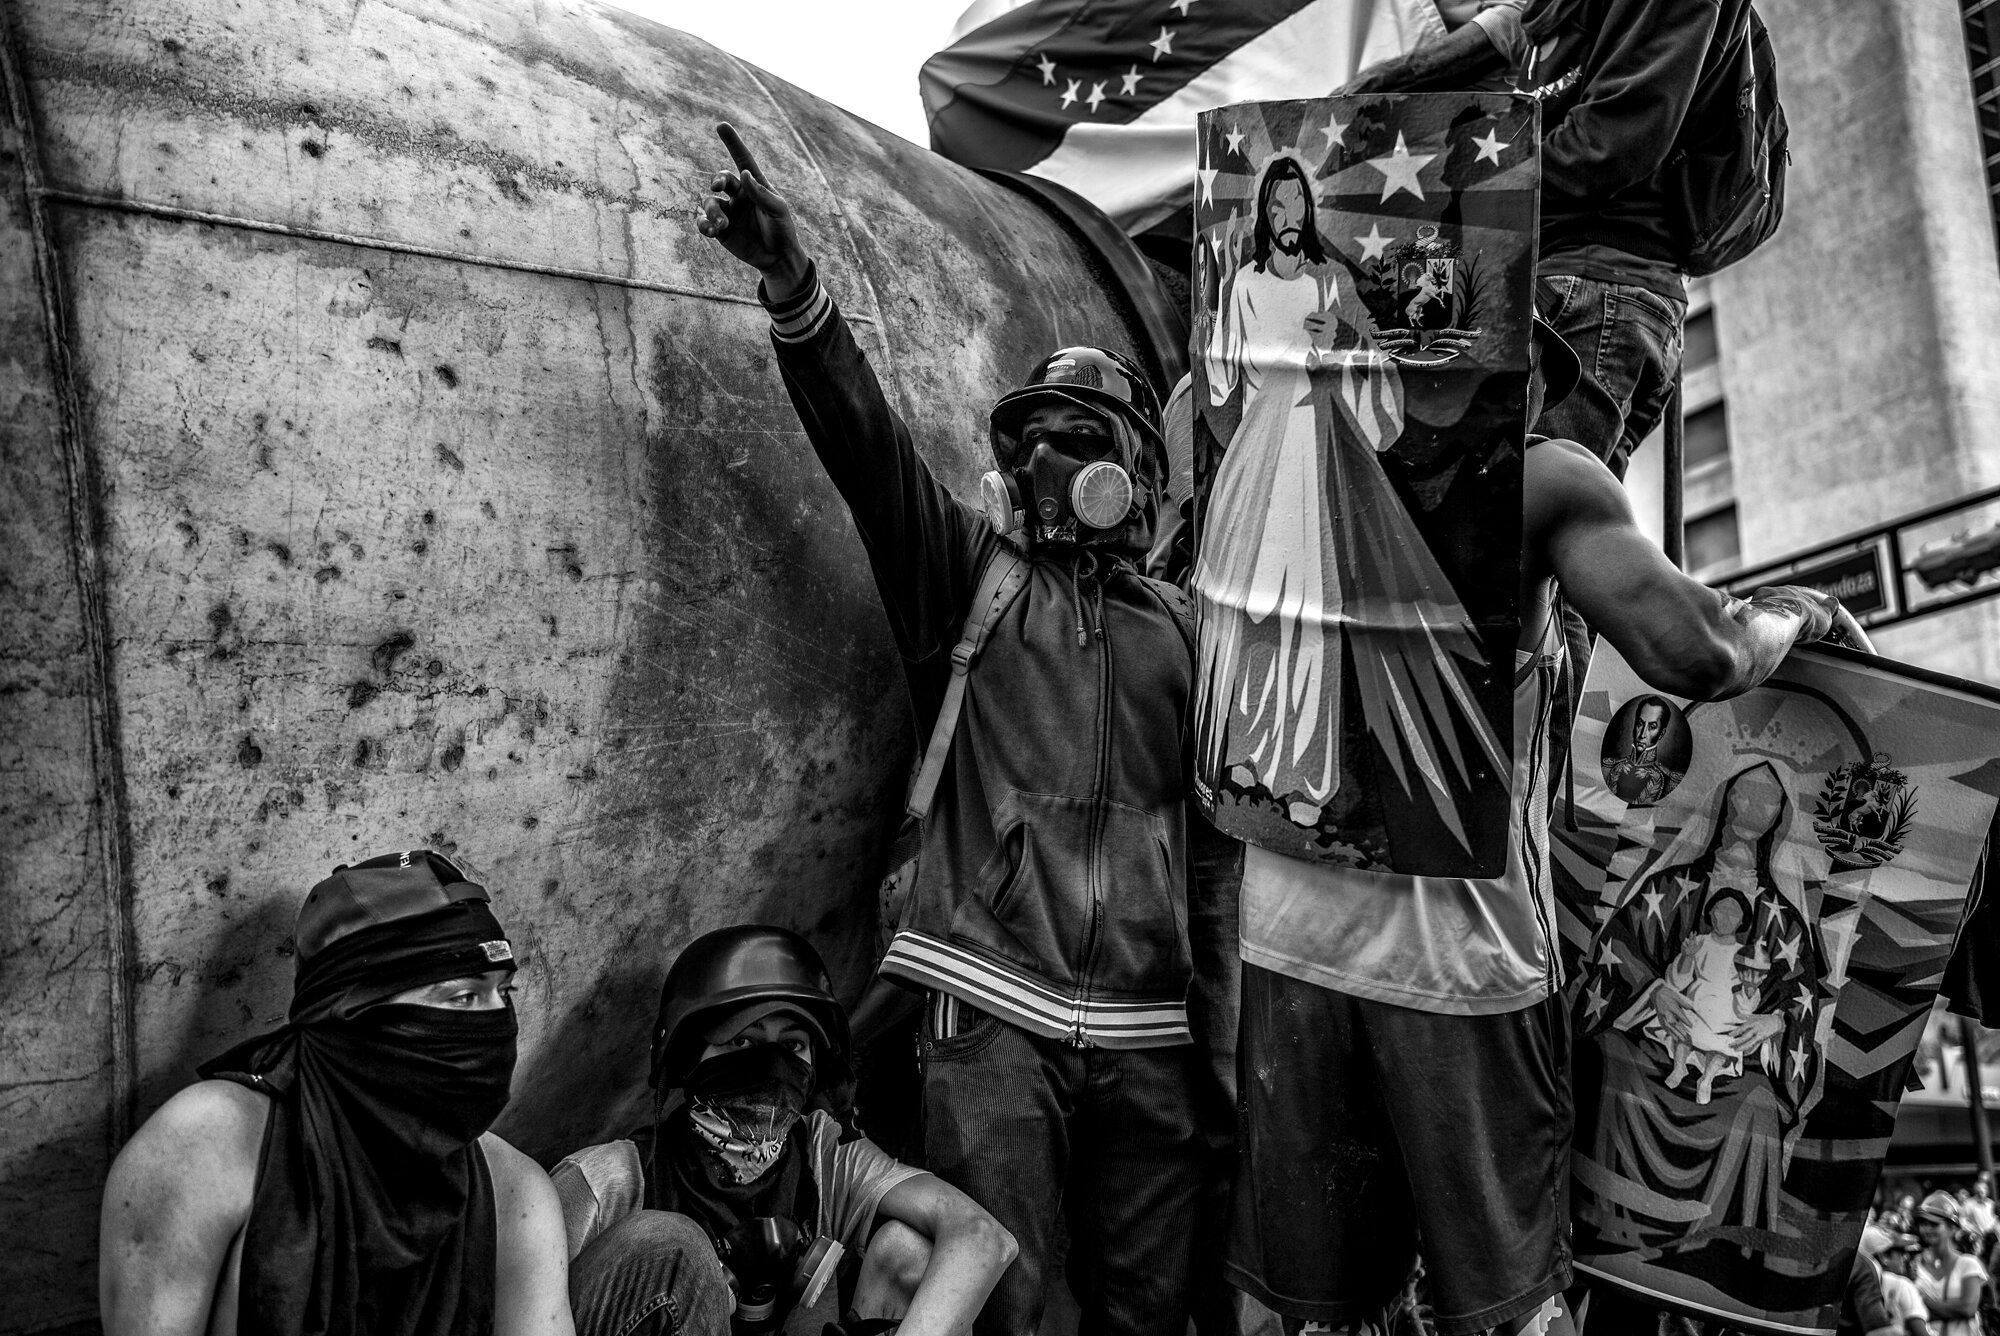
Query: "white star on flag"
1595 940 1625 973
1318 110 1349 150
1365 132 1433 201
1225 126 1245 156
1775 933 1800 969
1170 0 1198 13
1643 888 1667 925
1197 164 1219 207
1036 53 1056 86
1791 1039 1810 1077
1471 128 1510 165
1354 223 1393 261
1794 982 1814 1014
1120 65 1142 96
1087 81 1107 113
1584 981 1610 1025
1149 27 1175 61
1060 78 1080 109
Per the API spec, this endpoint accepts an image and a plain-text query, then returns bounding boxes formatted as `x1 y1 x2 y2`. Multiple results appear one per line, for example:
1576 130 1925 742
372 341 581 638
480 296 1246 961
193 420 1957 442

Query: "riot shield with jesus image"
1189 94 1539 877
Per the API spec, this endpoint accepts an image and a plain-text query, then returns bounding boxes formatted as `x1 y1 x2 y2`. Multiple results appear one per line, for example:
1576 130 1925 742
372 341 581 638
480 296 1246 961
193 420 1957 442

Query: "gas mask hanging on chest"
980 428 1137 544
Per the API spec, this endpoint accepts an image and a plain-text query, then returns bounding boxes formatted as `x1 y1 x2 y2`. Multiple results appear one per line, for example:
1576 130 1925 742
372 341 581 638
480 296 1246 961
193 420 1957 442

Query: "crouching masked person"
100 850 572 1336
553 926 1015 1336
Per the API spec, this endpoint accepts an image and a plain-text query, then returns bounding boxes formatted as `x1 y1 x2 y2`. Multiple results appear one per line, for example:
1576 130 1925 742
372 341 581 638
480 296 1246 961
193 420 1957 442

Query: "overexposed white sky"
613 0 956 145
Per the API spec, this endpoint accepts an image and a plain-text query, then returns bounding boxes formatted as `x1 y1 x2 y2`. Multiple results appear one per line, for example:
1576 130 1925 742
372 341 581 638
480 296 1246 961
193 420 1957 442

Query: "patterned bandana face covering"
683 1044 814 1185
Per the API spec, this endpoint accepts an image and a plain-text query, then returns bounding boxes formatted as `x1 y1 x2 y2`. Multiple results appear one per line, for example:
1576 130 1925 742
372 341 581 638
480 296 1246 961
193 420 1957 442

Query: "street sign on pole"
1720 485 2000 630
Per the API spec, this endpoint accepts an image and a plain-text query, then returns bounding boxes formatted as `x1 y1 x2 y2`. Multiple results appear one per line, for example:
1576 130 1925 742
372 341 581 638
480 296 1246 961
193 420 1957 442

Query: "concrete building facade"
1623 0 2000 686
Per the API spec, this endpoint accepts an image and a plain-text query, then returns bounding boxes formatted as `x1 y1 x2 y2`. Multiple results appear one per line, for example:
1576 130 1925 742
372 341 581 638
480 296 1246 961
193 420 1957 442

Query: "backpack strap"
905 546 1030 820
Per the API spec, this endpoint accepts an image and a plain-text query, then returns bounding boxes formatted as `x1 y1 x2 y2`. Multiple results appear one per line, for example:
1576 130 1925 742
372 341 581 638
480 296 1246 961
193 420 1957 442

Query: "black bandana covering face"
684 1044 814 1185
199 901 518 1336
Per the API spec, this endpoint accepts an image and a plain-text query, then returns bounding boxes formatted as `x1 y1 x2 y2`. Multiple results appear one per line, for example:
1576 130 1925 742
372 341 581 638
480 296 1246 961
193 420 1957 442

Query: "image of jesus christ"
1194 153 1499 844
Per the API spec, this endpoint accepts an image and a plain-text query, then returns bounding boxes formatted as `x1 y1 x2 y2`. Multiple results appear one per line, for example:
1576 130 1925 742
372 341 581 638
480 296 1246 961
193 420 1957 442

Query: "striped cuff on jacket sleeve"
760 263 832 344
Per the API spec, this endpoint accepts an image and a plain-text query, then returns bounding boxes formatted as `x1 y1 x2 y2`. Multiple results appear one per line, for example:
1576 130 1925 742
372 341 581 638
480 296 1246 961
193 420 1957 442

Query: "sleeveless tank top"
1237 593 1567 1015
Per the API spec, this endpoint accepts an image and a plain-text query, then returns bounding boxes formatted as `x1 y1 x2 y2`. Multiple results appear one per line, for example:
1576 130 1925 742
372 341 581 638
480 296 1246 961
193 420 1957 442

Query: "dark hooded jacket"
763 269 1196 1050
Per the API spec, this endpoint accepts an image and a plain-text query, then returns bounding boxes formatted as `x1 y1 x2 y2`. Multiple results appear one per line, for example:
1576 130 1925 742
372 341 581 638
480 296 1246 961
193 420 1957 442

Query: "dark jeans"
570 1209 734 1336
1533 271 1688 756
1531 272 1686 482
921 1017 1208 1336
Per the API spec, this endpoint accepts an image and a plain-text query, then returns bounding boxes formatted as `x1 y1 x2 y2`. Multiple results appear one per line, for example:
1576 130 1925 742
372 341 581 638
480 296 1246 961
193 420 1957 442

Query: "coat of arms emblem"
1812 755 1917 871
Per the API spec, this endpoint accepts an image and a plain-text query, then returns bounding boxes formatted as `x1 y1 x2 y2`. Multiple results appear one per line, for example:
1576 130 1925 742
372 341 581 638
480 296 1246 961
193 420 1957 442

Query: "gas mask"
979 428 1137 544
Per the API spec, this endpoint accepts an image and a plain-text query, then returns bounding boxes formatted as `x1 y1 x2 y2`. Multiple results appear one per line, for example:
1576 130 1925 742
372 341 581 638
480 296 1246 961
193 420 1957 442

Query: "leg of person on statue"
1063 1043 1207 1336
1531 272 1687 738
920 1014 1069 1336
569 1209 734 1336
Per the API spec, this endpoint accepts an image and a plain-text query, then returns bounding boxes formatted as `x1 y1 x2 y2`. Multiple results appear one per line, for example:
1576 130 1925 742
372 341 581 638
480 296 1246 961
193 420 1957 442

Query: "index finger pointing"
716 123 767 186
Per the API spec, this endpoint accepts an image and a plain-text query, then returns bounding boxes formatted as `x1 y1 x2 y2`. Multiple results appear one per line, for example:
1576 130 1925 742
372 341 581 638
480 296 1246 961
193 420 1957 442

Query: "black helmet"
989 346 1164 464
649 925 851 1091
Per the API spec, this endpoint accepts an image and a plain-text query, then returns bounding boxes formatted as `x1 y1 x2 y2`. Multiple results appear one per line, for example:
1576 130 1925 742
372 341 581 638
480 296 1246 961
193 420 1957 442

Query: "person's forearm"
895 1218 1017 1336
1339 22 1503 95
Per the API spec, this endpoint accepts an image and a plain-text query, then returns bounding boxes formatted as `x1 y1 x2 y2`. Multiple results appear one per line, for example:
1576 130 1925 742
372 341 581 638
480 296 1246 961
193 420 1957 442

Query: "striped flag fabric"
922 0 1446 232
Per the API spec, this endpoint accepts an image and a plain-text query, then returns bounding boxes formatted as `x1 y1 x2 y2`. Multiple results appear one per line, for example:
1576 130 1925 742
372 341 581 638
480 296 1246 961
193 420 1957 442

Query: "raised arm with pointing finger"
698 124 1223 1336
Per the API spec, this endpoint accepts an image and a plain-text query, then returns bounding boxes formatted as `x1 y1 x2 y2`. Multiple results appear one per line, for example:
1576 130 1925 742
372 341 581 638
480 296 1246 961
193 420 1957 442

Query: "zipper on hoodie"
1069 552 1114 1047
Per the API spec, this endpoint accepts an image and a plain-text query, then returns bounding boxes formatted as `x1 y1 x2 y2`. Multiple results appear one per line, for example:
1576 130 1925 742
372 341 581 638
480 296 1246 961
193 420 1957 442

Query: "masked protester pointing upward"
98 850 573 1336
698 125 1228 1336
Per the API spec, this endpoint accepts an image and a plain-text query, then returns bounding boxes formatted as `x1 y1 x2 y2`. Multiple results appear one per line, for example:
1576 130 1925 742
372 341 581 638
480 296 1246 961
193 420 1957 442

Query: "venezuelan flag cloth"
922 0 1446 232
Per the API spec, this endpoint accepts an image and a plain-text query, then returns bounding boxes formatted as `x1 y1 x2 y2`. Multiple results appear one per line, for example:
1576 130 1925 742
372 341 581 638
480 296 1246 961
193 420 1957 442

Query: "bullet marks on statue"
480 501 497 520
547 544 584 581
299 139 324 159
436 444 465 471
175 520 199 548
313 566 341 584
425 659 444 677
237 736 263 768
347 681 379 710
497 173 529 205
207 604 234 659
545 615 559 638
440 735 467 773
373 631 415 675
410 538 428 555
205 873 229 897
433 364 459 388
265 541 292 567
521 815 539 830
366 335 403 356
161 36 182 53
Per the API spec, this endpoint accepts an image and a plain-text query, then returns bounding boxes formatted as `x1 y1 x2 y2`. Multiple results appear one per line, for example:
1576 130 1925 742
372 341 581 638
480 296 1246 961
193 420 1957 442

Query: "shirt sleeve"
821 1132 927 1252
548 1139 646 1260
1540 0 1724 206
1470 0 1529 67
763 264 981 726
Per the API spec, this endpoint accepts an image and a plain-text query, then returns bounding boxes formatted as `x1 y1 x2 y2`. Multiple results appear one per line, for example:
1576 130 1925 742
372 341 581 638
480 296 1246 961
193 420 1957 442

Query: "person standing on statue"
1225 323 1864 1336
696 124 1222 1336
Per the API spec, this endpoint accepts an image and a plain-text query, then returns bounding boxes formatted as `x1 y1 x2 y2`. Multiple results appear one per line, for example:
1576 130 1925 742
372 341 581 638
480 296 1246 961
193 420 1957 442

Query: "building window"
1684 307 1719 370
1685 401 1730 469
1963 0 2000 254
1687 505 1742 573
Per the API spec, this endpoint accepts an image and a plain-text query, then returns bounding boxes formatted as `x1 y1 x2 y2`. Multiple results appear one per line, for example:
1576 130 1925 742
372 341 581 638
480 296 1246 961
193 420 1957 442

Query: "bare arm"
873 1172 1017 1336
1925 1268 1983 1320
1528 439 1834 700
100 1081 266 1336
484 1135 576 1336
